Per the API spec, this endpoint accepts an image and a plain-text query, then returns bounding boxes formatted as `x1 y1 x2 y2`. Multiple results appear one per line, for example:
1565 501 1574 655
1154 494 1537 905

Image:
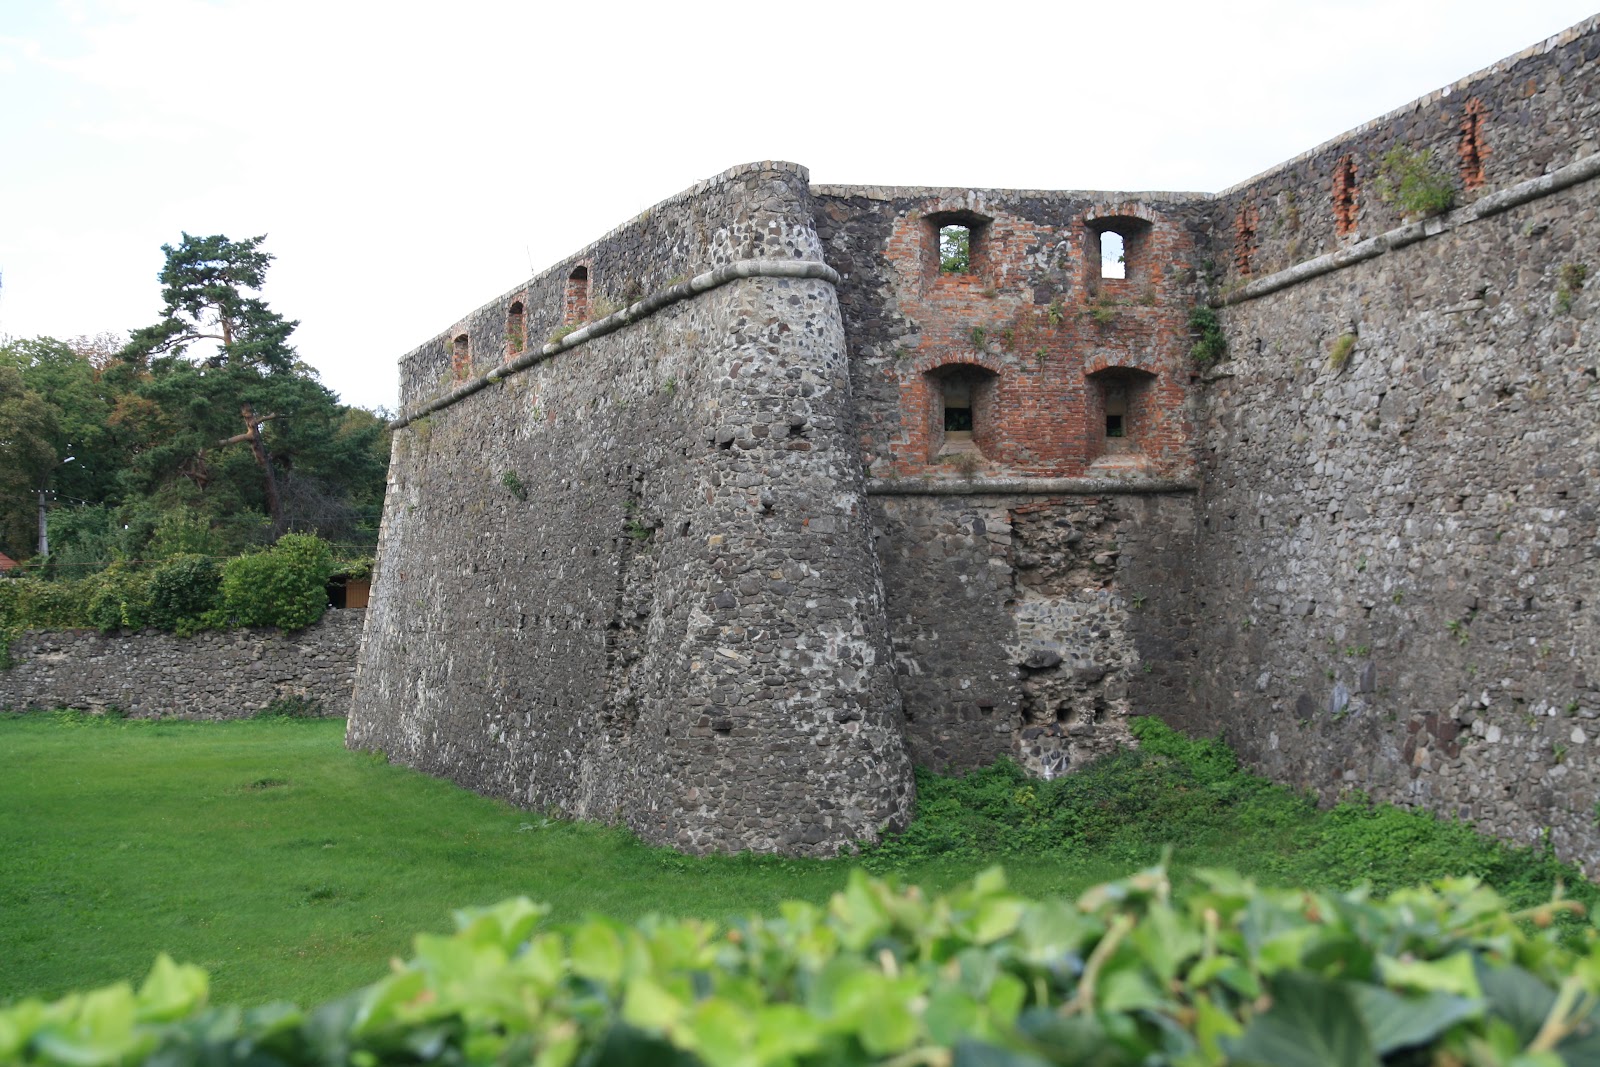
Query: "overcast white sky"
2 1 1594 412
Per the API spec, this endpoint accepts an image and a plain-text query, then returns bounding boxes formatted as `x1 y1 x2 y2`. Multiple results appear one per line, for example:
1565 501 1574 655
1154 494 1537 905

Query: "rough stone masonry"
349 15 1600 866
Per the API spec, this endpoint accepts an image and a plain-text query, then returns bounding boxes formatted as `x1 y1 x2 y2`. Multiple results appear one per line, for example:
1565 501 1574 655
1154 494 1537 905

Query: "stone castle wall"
0 610 361 718
349 163 913 855
1181 16 1600 864
352 15 1600 864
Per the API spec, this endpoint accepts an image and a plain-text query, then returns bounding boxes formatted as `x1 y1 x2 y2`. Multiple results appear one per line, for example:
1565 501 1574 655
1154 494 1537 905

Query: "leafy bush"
85 563 153 633
219 533 334 631
5 865 1599 1067
143 554 222 635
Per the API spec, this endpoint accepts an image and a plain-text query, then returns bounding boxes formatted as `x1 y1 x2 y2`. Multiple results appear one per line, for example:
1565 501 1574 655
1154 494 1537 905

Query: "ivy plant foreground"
5 863 1600 1067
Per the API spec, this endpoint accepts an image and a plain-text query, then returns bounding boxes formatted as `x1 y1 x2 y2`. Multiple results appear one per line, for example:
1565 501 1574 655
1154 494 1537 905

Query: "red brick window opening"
1088 367 1155 457
925 211 990 279
1100 231 1126 279
928 364 998 461
452 334 471 379
506 301 526 356
1086 217 1150 286
565 266 590 324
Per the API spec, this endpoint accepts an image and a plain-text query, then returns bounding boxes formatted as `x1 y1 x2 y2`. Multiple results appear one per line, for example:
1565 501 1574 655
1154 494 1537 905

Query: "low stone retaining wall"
0 610 362 719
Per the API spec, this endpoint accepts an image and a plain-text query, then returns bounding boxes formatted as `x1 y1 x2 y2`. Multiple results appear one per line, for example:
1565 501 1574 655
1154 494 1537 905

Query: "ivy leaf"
1224 972 1379 1067
1098 966 1167 1015
1474 958 1558 1046
1381 952 1482 999
1346 983 1482 1055
622 976 683 1032
134 953 209 1023
972 897 1025 945
571 922 626 986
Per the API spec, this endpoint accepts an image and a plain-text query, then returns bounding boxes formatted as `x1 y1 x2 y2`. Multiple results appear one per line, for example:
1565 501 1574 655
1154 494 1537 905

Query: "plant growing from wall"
1327 332 1357 371
1557 263 1588 313
501 471 528 501
1189 306 1227 366
1373 146 1455 218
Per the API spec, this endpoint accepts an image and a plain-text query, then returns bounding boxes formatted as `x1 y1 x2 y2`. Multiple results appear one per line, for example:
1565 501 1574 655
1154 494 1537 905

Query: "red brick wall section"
1459 98 1490 190
1333 155 1360 237
1233 202 1259 274
873 199 1198 481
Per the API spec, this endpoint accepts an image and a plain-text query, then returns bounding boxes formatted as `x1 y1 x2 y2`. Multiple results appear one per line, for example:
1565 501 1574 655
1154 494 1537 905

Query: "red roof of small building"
0 552 17 573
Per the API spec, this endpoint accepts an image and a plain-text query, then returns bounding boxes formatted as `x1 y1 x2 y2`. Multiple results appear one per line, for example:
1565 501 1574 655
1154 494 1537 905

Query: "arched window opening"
506 301 526 356
565 266 590 324
452 334 471 379
1085 216 1151 287
1087 366 1156 462
927 364 999 462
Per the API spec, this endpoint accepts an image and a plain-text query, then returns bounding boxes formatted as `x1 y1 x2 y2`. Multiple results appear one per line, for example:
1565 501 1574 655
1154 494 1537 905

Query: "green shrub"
4 866 1598 1067
85 563 153 633
9 577 93 630
144 554 222 636
220 533 334 631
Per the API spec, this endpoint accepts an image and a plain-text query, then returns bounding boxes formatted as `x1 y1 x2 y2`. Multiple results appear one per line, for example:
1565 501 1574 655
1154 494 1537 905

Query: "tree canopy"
0 235 389 567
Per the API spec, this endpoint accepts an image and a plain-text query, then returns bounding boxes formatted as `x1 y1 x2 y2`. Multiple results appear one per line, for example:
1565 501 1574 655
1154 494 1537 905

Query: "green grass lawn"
0 714 1130 1008
2 712 1590 1011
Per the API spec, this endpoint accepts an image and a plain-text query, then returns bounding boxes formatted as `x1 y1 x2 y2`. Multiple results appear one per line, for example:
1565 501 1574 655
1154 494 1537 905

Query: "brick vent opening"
506 301 525 357
1233 203 1259 275
1459 98 1489 190
565 266 590 324
1333 155 1359 236
451 334 470 379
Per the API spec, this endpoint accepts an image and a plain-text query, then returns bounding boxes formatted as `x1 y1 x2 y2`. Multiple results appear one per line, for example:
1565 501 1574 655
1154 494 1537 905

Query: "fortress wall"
398 161 830 412
1188 153 1600 860
1211 16 1600 288
808 188 1211 772
349 163 913 855
866 491 1198 776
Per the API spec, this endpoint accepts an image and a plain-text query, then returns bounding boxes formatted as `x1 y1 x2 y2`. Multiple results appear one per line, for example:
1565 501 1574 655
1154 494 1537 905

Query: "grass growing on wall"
1 713 1592 1011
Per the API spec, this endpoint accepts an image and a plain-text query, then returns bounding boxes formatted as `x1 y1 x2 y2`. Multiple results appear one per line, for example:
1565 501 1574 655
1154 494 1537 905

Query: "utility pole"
37 489 51 558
